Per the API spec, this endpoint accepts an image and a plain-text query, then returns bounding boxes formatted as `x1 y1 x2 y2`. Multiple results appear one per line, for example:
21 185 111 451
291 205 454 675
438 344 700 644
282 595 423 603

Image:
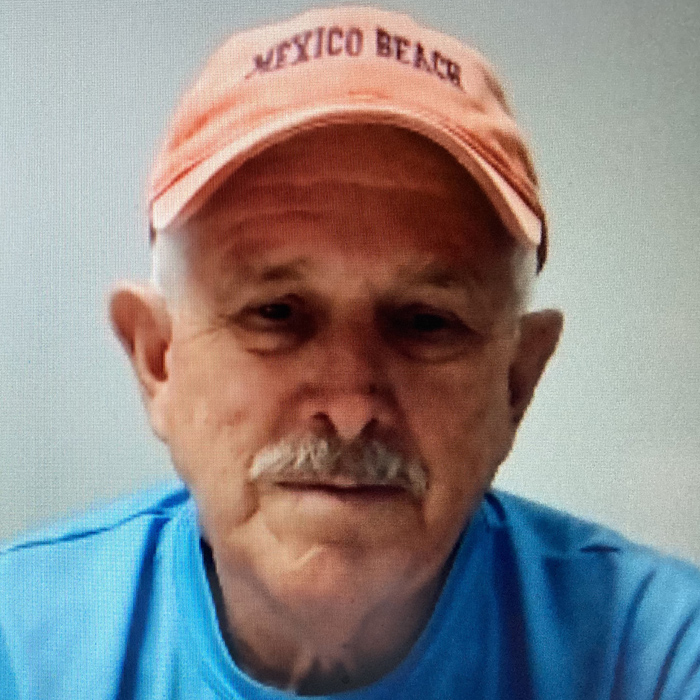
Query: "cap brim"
150 102 542 249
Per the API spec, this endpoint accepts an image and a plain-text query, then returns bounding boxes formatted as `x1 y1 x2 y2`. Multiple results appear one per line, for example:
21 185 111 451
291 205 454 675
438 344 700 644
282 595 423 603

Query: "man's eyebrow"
395 263 497 315
210 259 312 307
235 258 312 284
396 263 478 289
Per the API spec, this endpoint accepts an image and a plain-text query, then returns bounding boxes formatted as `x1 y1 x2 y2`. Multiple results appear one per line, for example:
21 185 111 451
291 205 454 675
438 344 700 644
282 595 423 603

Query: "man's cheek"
403 371 485 437
167 392 252 483
175 418 261 533
198 476 259 542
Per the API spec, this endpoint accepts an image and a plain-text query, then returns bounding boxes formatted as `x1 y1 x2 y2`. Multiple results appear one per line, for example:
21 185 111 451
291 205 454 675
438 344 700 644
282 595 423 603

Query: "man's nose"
313 391 381 442
302 321 391 441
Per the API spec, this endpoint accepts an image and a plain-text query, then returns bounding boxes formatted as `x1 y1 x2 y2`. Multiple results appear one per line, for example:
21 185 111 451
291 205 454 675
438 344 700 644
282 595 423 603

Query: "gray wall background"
1 0 698 563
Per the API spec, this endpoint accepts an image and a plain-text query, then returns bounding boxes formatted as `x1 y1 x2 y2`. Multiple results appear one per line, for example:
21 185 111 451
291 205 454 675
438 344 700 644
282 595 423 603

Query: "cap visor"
150 102 542 248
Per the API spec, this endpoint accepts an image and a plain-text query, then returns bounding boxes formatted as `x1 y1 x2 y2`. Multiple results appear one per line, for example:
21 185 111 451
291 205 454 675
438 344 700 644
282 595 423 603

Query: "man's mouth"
275 480 408 499
249 434 429 499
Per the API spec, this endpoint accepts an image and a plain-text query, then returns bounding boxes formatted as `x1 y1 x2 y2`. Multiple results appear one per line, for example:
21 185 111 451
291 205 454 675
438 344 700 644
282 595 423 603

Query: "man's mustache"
249 435 428 499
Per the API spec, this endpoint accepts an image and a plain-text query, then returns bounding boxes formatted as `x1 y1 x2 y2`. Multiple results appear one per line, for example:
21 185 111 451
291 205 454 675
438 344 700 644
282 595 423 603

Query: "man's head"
110 7 561 615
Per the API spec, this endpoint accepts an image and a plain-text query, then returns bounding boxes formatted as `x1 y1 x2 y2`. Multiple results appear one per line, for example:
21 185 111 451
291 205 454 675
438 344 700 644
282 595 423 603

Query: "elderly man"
1 6 699 699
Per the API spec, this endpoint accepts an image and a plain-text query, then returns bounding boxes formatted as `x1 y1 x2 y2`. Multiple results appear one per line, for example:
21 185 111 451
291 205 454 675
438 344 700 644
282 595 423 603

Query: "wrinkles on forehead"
187 196 514 312
193 179 462 231
189 123 508 237
188 180 502 258
177 124 521 319
209 253 499 315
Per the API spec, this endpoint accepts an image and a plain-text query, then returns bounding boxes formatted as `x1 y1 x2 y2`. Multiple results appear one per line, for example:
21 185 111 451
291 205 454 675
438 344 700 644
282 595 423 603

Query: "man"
1 6 698 698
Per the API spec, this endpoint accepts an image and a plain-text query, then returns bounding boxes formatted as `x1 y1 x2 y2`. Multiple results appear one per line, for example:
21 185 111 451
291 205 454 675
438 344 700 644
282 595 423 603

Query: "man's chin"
246 515 432 615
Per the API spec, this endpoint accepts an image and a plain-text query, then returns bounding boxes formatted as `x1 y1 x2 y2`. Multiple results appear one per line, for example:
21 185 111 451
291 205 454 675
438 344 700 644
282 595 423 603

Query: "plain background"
1 0 698 564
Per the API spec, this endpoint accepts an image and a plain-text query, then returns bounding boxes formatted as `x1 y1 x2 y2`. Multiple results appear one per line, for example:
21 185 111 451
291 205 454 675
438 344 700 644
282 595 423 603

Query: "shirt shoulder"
0 480 191 624
487 490 696 562
484 489 700 600
0 481 192 698
481 490 700 699
0 480 189 556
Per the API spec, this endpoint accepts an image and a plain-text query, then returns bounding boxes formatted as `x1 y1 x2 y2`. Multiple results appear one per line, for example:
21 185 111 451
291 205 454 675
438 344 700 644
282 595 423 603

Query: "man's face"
143 125 531 605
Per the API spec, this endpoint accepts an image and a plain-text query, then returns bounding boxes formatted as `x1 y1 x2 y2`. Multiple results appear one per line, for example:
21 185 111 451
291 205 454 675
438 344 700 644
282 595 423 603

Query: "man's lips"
274 474 400 488
273 480 409 499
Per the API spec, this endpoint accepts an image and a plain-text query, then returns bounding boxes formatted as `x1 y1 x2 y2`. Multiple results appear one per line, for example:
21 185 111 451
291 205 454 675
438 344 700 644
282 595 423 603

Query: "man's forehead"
184 124 509 249
170 123 521 308
184 229 518 327
193 125 488 222
219 256 492 289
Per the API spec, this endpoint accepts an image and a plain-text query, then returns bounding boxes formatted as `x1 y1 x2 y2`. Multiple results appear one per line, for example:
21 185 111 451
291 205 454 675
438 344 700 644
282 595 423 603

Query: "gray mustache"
249 435 427 499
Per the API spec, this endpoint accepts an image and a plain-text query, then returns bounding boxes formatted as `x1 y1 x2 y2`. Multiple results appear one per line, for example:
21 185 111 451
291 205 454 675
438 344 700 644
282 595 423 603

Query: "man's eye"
230 296 315 353
381 305 476 361
388 306 461 336
411 312 450 333
234 296 306 329
256 302 294 322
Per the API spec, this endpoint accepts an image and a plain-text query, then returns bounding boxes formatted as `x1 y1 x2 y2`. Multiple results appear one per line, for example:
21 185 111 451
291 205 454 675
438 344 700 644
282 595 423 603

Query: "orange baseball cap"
148 6 547 269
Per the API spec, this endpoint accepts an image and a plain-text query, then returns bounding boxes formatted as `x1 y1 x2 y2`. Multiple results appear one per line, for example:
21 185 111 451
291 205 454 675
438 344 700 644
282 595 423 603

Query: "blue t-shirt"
1 483 699 699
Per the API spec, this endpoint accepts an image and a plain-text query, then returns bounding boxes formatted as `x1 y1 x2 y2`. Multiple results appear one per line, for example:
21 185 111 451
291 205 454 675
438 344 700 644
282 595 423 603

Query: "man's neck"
202 540 449 694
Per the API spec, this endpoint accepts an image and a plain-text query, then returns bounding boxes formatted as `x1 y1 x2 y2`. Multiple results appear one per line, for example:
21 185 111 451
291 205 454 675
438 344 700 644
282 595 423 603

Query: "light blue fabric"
1 482 699 699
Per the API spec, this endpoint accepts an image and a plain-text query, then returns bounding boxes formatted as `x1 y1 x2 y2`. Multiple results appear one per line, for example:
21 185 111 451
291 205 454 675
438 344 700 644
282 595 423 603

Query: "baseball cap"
148 6 548 270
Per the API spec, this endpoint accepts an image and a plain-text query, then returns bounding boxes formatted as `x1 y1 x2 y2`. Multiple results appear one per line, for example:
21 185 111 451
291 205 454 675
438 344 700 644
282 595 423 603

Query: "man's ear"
508 310 564 427
109 284 172 438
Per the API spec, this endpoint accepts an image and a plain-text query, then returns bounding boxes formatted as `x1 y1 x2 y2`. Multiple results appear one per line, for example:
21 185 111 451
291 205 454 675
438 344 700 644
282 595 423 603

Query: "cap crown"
149 6 547 268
